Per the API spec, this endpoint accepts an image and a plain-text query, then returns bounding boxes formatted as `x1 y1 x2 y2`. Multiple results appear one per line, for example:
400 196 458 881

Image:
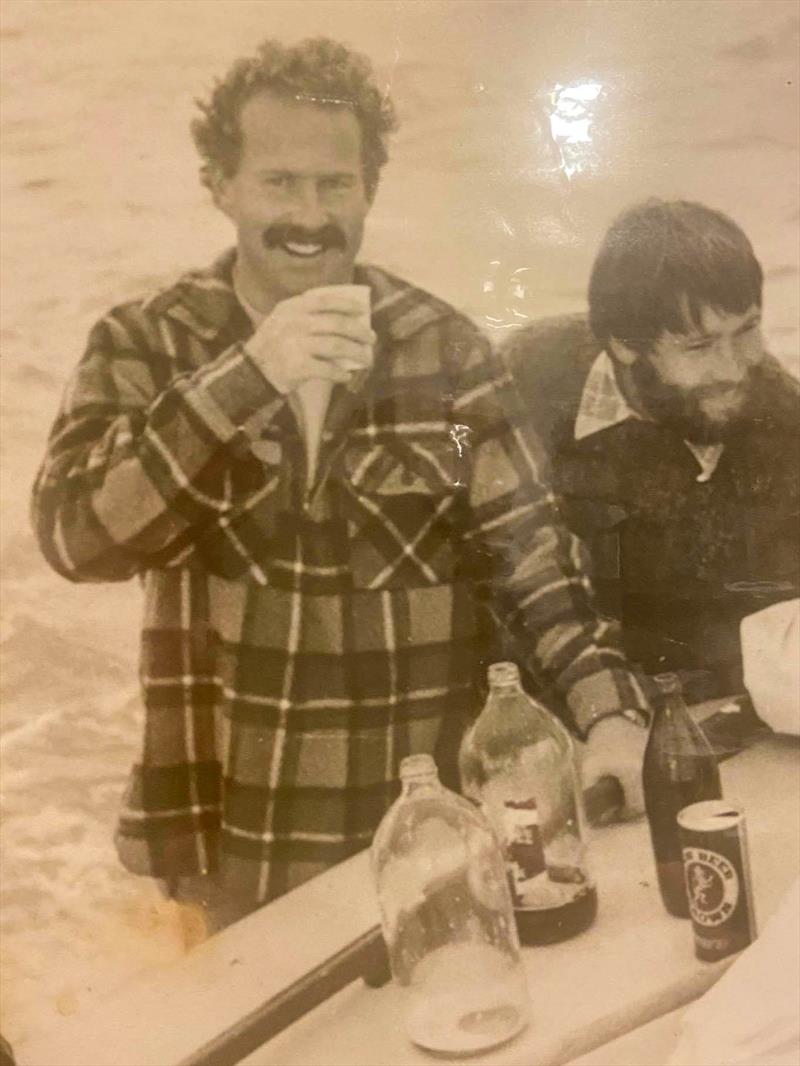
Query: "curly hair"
191 37 397 201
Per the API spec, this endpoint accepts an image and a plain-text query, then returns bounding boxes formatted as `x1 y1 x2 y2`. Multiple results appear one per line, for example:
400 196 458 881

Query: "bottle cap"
653 671 682 695
487 661 521 687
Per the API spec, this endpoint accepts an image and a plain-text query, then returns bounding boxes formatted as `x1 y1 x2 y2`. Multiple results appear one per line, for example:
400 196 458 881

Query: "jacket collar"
162 249 242 341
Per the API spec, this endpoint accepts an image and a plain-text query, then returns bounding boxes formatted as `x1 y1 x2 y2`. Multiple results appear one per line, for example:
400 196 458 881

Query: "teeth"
283 241 324 257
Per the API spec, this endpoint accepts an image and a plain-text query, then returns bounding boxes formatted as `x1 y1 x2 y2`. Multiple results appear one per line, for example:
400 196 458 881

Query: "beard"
628 357 755 445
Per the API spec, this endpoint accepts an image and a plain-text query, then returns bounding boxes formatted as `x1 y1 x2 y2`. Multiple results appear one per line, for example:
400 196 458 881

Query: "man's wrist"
579 707 649 741
242 341 289 395
181 343 280 443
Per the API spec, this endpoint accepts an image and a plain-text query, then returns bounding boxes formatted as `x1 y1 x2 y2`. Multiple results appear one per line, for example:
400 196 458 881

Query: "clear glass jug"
371 753 530 1055
459 661 596 944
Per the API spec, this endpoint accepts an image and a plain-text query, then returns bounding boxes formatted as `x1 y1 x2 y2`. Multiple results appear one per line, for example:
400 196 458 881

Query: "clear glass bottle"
459 661 597 944
371 753 530 1056
643 672 722 917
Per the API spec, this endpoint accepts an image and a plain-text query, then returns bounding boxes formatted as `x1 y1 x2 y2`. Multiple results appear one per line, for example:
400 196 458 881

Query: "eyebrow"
734 311 762 333
684 311 762 342
257 169 358 179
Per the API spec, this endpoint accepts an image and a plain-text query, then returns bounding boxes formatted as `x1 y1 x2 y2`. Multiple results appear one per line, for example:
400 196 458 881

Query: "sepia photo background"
1 0 798 1046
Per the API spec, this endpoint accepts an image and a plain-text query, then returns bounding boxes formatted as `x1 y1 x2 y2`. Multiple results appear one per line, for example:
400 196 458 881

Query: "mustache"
634 358 753 405
629 359 755 444
262 223 347 251
689 381 746 402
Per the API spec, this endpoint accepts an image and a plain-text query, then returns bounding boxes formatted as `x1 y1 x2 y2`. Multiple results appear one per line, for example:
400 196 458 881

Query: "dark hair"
588 199 763 353
191 37 397 201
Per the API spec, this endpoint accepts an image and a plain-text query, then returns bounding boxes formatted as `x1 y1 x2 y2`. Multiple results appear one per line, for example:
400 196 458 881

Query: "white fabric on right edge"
668 877 800 1066
741 598 800 737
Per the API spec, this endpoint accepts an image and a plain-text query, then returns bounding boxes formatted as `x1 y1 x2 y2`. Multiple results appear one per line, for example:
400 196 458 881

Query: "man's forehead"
238 90 363 165
669 297 761 338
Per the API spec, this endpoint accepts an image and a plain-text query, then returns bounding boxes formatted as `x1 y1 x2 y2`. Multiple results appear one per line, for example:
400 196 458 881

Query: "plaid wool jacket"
32 252 649 903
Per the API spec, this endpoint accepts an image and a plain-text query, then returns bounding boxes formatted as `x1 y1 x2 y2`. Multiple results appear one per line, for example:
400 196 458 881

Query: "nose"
288 179 329 229
708 335 747 385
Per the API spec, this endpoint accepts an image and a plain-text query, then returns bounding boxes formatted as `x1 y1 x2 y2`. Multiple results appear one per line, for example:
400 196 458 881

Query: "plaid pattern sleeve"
449 320 651 734
31 293 283 582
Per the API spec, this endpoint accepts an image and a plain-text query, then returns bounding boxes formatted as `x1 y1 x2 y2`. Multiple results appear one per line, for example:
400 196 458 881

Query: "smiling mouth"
279 241 327 258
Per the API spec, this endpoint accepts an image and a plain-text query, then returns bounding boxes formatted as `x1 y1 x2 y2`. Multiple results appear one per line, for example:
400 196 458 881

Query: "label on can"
683 846 739 927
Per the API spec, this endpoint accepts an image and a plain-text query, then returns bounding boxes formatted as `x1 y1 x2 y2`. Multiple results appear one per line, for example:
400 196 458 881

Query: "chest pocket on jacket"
193 445 283 582
340 434 463 589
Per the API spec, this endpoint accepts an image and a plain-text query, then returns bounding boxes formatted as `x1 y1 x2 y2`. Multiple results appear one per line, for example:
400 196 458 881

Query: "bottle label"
683 846 740 927
503 799 546 902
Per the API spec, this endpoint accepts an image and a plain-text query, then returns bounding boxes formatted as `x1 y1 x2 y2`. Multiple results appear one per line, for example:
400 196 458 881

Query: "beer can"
677 800 757 962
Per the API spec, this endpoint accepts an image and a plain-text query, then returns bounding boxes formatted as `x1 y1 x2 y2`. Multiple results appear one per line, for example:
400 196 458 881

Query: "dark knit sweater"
504 314 800 698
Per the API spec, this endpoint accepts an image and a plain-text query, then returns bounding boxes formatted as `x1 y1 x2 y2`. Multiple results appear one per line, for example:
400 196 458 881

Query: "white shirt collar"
574 350 640 441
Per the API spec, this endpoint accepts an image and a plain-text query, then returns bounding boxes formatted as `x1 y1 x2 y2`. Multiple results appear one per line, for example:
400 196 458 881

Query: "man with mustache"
32 38 651 931
505 199 800 702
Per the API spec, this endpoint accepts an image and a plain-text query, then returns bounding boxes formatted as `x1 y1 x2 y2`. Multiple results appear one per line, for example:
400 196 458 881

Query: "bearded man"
32 38 651 930
505 199 799 702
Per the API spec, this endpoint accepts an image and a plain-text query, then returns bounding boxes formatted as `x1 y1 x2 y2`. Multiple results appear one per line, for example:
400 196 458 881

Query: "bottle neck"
659 692 688 718
490 680 524 699
652 672 690 721
399 754 441 796
400 775 442 804
472 668 565 762
648 685 717 763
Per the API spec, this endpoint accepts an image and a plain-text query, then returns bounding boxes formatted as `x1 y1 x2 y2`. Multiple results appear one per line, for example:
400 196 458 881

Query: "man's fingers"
582 759 645 821
602 767 644 819
308 357 354 383
619 770 645 817
584 765 642 822
306 314 375 345
311 336 373 367
580 715 648 822
294 287 370 317
583 775 625 825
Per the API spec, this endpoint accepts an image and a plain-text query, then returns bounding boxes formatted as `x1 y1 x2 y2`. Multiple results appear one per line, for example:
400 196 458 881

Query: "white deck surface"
241 736 799 1066
17 735 799 1066
565 1006 687 1066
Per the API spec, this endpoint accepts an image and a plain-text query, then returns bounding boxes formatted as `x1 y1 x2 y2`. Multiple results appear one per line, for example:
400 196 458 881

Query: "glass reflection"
548 80 603 178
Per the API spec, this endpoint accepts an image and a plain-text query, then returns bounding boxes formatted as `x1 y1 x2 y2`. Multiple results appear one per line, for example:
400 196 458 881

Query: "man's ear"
608 336 639 366
205 165 233 216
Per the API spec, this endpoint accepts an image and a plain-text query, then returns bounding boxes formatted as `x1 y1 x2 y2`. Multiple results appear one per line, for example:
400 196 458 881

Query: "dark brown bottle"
643 673 722 917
